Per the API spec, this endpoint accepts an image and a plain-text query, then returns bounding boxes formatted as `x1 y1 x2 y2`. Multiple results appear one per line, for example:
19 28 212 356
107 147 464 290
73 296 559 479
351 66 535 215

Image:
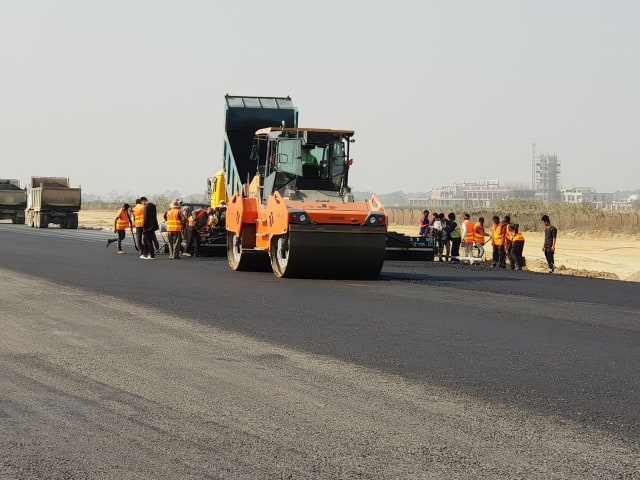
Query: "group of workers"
106 197 227 260
420 210 557 273
163 199 227 259
106 196 159 259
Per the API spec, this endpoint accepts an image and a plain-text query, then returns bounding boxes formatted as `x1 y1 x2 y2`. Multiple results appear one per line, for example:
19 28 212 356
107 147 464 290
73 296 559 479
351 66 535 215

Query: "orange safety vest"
132 203 145 227
116 208 130 231
463 219 475 244
166 207 183 232
512 231 525 243
473 221 485 244
492 222 504 246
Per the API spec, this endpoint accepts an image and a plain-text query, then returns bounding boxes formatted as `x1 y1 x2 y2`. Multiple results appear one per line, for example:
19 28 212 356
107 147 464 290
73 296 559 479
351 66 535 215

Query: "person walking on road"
164 199 185 259
106 203 133 253
541 214 558 273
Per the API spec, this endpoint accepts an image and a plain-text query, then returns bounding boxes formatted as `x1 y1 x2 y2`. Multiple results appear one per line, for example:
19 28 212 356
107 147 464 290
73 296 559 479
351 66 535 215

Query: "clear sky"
1 0 638 198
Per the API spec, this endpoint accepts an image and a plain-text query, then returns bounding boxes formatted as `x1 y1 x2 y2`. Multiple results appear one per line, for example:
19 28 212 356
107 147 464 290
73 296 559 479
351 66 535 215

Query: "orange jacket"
473 221 485 244
115 208 131 231
132 204 145 228
463 219 475 244
492 222 504 246
166 207 183 233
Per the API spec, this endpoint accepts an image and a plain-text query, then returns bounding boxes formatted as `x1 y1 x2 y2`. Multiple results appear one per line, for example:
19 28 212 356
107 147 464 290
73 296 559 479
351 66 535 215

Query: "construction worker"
541 214 558 273
446 212 461 262
211 200 227 228
184 207 210 257
131 198 145 254
163 199 185 259
106 203 133 253
507 223 525 270
491 216 506 268
461 213 475 260
502 215 514 270
473 216 490 259
301 144 318 165
141 196 160 259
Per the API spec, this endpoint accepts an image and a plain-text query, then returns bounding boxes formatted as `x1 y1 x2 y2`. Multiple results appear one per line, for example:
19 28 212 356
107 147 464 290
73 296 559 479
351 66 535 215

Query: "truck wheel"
69 214 78 229
16 215 25 225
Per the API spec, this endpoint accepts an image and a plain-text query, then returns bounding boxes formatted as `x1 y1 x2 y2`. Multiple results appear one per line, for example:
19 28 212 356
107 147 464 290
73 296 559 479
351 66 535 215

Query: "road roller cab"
226 127 387 278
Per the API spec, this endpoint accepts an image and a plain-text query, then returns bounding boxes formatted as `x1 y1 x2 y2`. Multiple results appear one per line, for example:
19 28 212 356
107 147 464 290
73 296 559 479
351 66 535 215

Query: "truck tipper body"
0 179 28 224
25 177 81 229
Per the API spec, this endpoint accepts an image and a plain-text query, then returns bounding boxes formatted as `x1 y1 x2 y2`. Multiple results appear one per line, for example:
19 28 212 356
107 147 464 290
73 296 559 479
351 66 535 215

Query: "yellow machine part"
208 170 228 208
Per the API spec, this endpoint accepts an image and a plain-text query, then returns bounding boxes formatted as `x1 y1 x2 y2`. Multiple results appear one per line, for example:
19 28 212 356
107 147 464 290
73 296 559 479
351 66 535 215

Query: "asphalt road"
0 224 639 479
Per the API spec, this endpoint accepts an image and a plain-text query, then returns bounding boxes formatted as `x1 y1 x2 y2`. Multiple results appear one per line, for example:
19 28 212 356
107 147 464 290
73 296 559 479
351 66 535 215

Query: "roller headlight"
289 210 311 224
364 213 386 227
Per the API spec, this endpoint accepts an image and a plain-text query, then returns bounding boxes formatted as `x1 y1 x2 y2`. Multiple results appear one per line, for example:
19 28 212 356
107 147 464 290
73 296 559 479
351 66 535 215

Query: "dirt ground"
77 210 640 283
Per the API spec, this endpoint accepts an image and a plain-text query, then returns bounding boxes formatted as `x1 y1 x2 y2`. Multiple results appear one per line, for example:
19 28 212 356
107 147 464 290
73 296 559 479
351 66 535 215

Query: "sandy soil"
78 210 640 282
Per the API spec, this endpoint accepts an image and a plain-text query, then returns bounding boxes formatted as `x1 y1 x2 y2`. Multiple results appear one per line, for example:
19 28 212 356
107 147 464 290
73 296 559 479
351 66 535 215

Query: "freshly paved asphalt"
1 223 638 442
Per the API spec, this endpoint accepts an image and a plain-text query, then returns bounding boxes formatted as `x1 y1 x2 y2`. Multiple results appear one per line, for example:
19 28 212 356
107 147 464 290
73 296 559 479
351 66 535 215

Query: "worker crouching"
184 207 211 257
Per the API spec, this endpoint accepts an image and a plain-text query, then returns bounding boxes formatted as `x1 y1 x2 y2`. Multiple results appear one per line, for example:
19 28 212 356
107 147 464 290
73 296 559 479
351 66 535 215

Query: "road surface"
0 224 638 479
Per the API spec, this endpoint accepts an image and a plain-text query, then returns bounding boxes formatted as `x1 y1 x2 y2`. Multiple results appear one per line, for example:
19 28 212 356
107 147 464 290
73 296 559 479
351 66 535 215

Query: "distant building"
409 181 534 208
534 153 561 201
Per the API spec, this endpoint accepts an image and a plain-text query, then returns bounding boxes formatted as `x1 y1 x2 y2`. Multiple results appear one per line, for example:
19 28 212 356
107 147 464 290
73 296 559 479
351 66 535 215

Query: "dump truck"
0 179 27 224
216 95 387 278
25 177 81 229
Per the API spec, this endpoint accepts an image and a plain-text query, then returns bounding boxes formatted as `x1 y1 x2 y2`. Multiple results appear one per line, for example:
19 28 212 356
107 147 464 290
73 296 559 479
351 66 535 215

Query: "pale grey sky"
1 0 638 198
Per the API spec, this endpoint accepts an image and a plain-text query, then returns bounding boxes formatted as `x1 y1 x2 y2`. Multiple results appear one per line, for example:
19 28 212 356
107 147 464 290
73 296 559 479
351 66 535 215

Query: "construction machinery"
0 179 27 224
216 95 387 278
25 177 81 229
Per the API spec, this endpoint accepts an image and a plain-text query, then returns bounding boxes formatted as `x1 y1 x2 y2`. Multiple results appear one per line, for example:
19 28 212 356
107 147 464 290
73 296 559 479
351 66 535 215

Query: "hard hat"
218 200 227 208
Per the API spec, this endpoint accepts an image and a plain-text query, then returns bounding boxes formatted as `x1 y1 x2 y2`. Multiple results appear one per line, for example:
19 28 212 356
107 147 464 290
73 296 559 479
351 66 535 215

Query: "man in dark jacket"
141 197 159 259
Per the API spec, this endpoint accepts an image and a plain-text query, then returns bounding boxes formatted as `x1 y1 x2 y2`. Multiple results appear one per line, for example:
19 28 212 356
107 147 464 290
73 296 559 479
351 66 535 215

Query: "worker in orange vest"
163 199 185 259
491 215 506 268
502 215 513 269
106 203 133 253
184 207 211 257
461 213 475 260
131 198 145 254
473 216 490 259
507 223 525 270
